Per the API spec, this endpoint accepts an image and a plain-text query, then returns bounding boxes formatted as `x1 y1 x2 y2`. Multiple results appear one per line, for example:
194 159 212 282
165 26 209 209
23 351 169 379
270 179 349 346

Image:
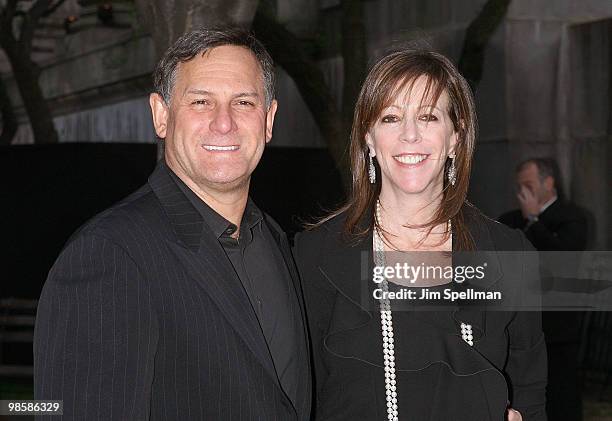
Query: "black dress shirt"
169 170 303 405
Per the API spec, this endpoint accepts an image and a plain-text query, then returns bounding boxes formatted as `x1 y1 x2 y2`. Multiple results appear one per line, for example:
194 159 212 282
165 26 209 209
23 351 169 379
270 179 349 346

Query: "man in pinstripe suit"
34 28 312 420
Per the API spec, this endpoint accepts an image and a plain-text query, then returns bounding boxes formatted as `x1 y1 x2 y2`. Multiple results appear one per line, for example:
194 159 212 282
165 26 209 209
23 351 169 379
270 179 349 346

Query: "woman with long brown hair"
294 50 546 420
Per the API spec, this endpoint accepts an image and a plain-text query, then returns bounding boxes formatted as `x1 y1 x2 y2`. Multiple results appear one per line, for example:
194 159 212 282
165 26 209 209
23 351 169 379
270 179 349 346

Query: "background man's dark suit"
34 162 312 420
498 199 587 251
500 198 587 421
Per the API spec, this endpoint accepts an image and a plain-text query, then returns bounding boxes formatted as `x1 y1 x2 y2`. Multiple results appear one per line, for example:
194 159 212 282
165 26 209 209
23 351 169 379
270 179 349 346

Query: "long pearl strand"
373 201 473 421
373 202 399 421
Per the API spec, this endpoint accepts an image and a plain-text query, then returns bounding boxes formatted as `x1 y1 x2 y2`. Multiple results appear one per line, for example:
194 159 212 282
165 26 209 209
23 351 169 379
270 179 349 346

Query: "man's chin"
198 173 251 192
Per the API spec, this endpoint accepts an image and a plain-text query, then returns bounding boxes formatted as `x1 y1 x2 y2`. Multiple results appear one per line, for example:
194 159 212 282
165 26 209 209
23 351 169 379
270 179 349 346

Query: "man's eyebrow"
185 89 212 96
234 92 260 99
184 90 261 100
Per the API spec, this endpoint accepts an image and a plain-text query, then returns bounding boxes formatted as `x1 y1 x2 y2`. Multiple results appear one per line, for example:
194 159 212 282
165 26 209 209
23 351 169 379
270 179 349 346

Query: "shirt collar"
166 167 263 239
539 195 558 214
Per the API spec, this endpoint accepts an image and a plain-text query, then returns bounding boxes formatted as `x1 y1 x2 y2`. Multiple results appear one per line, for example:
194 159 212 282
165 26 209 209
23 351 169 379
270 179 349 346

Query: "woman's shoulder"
464 204 534 252
295 212 347 248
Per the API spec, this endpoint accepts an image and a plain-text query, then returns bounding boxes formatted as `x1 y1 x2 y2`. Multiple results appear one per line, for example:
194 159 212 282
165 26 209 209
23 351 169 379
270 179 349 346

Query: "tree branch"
42 0 67 18
0 0 19 39
458 0 512 90
19 0 53 51
340 0 366 145
252 6 344 166
2 0 19 21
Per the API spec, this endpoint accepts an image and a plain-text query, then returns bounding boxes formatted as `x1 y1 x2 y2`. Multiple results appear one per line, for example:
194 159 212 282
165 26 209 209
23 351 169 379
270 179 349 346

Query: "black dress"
295 205 547 420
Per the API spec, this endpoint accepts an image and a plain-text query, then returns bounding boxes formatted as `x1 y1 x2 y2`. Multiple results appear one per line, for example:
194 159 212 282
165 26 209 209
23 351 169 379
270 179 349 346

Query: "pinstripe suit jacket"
34 162 312 420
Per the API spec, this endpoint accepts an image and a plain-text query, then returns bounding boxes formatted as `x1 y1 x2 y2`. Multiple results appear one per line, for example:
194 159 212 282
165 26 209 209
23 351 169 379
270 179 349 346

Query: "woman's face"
366 76 458 200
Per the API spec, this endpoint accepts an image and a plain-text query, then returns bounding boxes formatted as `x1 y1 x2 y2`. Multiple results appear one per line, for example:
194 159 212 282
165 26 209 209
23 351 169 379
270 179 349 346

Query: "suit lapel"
148 163 278 383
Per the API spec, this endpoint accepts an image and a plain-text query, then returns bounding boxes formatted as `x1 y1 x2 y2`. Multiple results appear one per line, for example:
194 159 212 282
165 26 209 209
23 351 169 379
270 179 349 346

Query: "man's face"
516 162 550 205
150 45 277 193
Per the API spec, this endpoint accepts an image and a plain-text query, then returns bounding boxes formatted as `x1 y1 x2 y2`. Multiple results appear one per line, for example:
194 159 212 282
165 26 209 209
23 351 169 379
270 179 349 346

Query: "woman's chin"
392 184 428 196
384 178 442 198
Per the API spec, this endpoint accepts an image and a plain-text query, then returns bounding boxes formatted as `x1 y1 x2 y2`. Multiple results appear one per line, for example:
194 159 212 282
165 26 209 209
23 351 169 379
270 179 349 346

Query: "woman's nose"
400 117 420 143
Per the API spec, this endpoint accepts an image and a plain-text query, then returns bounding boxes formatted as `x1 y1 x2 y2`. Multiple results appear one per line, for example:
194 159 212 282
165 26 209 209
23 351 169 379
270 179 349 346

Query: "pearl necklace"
373 201 473 421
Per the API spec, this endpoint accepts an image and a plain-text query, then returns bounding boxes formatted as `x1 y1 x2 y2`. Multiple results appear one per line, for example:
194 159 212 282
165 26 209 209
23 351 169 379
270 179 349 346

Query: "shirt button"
225 225 236 235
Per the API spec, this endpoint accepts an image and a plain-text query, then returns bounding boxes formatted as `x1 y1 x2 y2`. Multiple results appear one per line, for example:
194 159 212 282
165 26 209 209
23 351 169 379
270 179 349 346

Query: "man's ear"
543 175 555 191
365 133 376 157
265 99 278 143
150 93 169 139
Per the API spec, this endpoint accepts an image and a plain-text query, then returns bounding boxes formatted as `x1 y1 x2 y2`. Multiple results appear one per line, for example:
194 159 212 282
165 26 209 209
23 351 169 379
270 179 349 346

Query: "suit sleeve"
505 234 548 420
34 233 159 421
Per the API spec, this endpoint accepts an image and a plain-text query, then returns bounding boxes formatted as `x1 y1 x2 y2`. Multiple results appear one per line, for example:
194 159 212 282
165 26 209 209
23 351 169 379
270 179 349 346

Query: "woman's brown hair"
319 49 477 250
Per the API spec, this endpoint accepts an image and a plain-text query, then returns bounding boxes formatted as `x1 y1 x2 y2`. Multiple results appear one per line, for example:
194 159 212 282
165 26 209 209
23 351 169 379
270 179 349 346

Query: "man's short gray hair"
153 27 275 108
517 157 564 198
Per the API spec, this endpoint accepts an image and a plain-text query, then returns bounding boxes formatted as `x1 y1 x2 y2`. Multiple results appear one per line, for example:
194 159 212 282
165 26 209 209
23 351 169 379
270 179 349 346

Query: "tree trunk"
0 0 61 144
135 0 259 57
252 7 345 169
458 0 512 90
0 77 17 145
5 46 58 144
339 0 367 185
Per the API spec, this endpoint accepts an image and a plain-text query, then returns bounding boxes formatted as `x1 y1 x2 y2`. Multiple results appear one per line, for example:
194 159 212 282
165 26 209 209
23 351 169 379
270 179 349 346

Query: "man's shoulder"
67 182 166 249
548 199 587 221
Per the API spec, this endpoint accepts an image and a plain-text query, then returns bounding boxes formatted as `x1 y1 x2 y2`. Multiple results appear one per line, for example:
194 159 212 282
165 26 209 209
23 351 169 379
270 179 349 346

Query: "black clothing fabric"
295 205 547 421
169 170 304 405
498 199 587 251
499 198 587 421
34 161 312 420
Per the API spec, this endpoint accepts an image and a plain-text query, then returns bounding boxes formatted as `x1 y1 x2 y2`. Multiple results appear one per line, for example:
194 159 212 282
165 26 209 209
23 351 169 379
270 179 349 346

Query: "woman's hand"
506 407 523 421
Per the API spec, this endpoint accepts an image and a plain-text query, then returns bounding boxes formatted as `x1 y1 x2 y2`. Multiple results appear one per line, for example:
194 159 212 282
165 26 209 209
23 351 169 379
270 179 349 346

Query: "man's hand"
506 408 523 421
517 185 540 219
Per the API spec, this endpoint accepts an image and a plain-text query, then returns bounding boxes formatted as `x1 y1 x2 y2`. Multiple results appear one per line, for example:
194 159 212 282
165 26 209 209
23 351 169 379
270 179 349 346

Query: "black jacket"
498 199 587 251
295 206 546 420
34 162 312 421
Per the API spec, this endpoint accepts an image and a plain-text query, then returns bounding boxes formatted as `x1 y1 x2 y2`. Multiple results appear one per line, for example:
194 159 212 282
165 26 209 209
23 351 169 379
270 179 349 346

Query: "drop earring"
368 154 376 184
447 156 457 186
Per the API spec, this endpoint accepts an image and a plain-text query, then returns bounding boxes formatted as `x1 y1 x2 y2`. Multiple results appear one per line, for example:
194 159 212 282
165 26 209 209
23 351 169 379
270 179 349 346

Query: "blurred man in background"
500 157 588 421
499 158 587 251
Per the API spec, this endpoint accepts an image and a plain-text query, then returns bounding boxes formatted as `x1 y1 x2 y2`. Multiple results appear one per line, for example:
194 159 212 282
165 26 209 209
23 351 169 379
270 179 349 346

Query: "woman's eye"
381 115 399 123
419 114 438 122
